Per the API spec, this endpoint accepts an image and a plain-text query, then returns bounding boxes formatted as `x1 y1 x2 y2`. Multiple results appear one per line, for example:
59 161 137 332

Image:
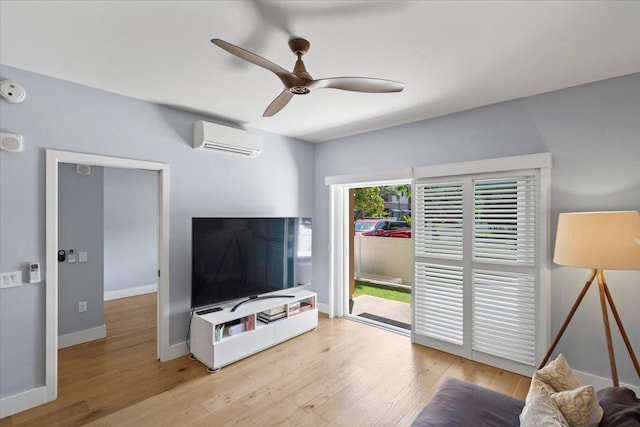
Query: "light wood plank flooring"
2 293 530 426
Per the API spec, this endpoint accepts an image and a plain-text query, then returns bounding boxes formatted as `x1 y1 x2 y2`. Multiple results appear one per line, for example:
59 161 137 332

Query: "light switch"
79 251 87 263
0 271 22 289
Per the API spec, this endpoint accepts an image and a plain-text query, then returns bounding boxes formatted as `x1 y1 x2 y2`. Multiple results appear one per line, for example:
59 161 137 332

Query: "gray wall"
0 64 314 398
58 163 105 335
103 167 158 294
1 60 637 400
313 73 640 387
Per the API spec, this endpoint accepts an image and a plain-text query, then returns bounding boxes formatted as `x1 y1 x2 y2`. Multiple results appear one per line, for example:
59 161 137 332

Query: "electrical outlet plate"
79 301 87 312
0 271 23 289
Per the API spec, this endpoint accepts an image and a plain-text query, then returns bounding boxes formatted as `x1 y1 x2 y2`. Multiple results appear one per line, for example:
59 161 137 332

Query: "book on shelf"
261 305 286 316
288 301 301 312
300 302 313 311
258 311 287 320
244 315 254 330
257 312 287 324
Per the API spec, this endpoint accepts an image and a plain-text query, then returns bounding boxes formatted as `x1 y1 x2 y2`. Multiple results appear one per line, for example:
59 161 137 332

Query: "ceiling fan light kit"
211 37 405 117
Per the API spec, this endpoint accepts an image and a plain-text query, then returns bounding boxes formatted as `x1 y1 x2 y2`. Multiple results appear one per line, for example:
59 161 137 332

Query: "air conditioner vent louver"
193 120 262 156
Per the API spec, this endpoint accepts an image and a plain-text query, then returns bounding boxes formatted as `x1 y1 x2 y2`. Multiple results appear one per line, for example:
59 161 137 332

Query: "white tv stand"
190 288 317 371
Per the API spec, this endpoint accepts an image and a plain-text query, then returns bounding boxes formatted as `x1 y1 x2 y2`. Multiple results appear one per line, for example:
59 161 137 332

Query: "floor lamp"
540 211 640 387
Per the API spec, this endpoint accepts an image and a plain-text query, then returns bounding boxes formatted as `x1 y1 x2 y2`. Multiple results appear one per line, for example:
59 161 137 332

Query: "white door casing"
45 149 170 403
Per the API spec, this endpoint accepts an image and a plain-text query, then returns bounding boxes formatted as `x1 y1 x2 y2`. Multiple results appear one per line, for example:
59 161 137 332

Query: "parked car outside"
358 219 411 238
355 218 382 233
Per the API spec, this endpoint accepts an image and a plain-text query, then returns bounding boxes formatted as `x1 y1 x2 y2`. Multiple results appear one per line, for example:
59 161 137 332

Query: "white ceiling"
1 1 639 143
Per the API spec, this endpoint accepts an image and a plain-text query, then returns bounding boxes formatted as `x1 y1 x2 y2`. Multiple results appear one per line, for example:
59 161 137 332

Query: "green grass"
353 280 411 304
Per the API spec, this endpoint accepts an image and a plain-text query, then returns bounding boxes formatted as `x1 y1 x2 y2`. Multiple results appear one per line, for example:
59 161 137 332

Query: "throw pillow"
520 379 570 427
597 386 640 427
552 385 604 427
535 353 581 392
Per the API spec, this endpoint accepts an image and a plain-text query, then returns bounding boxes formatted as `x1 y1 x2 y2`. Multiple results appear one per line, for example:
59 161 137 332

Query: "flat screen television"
191 217 312 310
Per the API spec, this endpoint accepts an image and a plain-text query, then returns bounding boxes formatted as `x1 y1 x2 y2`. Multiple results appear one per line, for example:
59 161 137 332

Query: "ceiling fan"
211 37 405 117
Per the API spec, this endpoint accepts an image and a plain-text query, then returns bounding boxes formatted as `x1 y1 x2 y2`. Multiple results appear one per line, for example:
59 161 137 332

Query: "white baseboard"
104 283 157 301
162 341 189 362
574 369 640 396
317 302 331 316
0 386 46 419
58 324 106 349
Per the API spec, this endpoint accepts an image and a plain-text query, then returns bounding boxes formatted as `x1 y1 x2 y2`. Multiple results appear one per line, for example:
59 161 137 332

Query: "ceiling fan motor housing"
289 86 310 95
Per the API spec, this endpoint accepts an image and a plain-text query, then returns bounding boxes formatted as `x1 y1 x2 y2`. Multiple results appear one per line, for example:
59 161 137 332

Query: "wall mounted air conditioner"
193 120 262 156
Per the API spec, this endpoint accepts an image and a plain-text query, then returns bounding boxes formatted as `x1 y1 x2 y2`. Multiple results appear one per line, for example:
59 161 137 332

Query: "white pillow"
551 385 604 427
520 354 604 427
520 378 569 427
534 353 581 392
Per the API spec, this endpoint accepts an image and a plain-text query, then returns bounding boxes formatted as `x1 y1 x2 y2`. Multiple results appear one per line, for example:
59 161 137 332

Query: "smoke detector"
0 80 27 103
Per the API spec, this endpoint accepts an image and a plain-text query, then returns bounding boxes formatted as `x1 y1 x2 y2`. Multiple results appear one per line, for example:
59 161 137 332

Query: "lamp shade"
554 211 640 270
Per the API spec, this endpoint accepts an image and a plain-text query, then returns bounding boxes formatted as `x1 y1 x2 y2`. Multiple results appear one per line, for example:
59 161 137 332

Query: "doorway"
45 150 170 403
328 176 413 334
56 164 158 348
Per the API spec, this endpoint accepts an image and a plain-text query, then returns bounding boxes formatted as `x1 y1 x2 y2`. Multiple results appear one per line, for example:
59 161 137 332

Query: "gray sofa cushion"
411 377 640 427
411 377 525 427
597 386 640 427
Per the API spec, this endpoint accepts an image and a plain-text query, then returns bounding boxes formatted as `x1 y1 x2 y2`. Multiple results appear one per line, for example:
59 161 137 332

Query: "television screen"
191 217 312 309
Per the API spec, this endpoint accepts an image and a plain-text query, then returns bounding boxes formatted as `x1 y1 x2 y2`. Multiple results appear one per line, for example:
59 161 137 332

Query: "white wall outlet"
79 301 87 312
79 251 87 263
0 271 23 289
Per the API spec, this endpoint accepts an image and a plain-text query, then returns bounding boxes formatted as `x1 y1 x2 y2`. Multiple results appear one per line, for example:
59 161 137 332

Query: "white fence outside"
354 234 412 286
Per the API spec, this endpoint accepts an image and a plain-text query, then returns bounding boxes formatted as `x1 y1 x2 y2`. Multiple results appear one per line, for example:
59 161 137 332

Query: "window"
412 167 546 375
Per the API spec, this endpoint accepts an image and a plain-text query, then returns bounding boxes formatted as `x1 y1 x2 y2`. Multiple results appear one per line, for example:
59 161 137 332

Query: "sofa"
411 377 640 427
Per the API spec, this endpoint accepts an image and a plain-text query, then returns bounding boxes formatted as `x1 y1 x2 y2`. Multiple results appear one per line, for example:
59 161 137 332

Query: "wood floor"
2 293 530 426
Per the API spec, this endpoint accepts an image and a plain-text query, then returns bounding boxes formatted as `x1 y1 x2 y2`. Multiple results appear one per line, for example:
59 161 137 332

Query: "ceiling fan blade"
308 77 405 93
211 39 304 87
263 89 294 117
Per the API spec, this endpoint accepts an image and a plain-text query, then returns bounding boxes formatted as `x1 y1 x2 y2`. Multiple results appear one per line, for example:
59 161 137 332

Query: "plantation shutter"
414 182 464 260
471 176 537 365
414 262 464 345
473 176 536 264
413 171 540 371
413 182 466 350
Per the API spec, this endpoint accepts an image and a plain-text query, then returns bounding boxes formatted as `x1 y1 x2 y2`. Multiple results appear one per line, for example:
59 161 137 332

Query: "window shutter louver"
472 269 536 365
414 182 464 260
413 181 465 350
414 262 464 345
471 175 537 365
473 176 536 264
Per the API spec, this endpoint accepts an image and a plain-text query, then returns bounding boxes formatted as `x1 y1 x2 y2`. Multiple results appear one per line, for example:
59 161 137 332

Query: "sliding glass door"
412 170 541 375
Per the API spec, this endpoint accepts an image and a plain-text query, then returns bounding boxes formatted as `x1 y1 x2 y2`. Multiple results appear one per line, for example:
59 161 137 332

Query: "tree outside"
353 185 412 220
353 187 385 219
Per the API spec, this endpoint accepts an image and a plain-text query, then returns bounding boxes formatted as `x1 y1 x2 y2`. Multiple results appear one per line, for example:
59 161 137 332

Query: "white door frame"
45 149 170 403
325 168 414 318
